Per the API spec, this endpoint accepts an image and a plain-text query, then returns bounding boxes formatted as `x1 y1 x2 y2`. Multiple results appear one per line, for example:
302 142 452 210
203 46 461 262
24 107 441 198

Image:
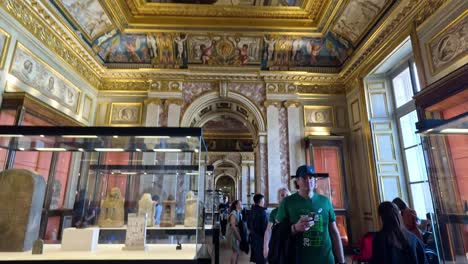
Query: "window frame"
388 56 432 218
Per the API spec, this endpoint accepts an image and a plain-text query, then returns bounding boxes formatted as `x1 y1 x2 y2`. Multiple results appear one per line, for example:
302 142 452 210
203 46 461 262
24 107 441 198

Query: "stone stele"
160 195 176 227
0 169 46 252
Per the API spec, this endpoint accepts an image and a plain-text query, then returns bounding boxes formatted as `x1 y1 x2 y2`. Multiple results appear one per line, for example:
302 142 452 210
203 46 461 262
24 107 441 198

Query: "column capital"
284 100 301 108
165 98 184 106
263 100 281 108
144 98 163 106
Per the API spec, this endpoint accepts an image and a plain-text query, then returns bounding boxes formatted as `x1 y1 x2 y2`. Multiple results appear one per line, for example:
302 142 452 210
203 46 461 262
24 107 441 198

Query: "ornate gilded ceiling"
47 0 395 72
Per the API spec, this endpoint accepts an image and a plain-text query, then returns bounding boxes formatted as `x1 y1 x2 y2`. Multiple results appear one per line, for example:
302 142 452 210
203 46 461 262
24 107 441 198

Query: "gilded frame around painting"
303 105 334 127
0 27 11 69
425 11 468 76
109 103 143 126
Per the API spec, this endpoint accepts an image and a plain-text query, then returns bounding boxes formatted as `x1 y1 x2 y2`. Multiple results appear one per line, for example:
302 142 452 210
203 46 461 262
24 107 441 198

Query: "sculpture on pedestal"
98 187 124 227
138 193 155 226
160 194 176 227
184 191 198 227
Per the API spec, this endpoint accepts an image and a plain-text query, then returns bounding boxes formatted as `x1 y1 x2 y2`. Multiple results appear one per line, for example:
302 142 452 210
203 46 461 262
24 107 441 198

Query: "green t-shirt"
276 192 336 264
269 208 278 223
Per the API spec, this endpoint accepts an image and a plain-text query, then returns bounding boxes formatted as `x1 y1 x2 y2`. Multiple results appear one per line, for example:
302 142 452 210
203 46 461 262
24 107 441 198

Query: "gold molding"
165 98 184 106
144 98 163 106
102 80 148 91
283 100 301 108
263 100 281 108
108 102 143 126
414 0 447 28
0 0 102 88
0 27 10 69
102 0 334 34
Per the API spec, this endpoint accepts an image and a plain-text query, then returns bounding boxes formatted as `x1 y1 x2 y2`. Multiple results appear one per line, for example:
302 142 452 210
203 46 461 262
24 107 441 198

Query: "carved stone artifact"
32 239 43 255
0 169 46 252
138 193 155 227
123 213 147 251
184 191 198 227
160 194 176 227
98 187 125 227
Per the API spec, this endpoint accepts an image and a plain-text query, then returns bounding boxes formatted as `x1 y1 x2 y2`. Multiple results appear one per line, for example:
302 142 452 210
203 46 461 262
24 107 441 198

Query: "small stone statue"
184 191 198 227
160 195 176 227
32 239 43 255
98 187 125 227
138 193 155 227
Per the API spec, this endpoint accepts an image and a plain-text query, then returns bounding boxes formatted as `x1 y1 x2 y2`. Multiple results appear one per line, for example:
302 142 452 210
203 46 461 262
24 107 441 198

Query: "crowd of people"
222 165 432 264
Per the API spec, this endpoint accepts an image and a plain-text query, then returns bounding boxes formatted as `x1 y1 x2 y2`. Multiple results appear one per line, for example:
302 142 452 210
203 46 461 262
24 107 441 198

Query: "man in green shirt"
276 165 345 264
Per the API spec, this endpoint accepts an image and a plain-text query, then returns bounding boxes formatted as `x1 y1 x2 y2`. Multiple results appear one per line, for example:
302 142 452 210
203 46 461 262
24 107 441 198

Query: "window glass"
412 62 421 92
410 182 434 220
404 146 428 182
392 68 414 108
399 111 421 148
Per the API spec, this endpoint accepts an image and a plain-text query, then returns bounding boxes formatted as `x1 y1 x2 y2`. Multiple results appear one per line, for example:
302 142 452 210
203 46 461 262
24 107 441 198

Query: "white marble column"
285 101 305 175
163 99 184 200
265 101 281 204
141 99 163 194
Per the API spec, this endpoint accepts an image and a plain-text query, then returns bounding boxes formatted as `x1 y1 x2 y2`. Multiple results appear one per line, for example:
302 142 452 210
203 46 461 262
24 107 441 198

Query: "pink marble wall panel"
181 82 215 114
279 107 290 185
228 83 266 115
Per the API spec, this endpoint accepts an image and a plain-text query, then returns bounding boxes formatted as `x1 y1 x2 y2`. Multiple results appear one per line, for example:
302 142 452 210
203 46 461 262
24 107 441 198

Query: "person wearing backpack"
276 165 345 264
249 193 268 264
263 187 290 259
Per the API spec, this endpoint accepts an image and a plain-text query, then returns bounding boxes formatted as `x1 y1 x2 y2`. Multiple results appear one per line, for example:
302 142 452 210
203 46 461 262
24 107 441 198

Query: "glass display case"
305 135 350 246
416 111 467 263
0 126 210 263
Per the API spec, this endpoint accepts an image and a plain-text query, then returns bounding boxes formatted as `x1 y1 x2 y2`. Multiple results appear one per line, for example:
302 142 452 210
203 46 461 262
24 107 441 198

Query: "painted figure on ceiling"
263 36 276 61
174 34 188 63
200 40 216 64
158 33 175 65
275 38 291 66
146 34 158 59
306 40 323 64
237 43 249 65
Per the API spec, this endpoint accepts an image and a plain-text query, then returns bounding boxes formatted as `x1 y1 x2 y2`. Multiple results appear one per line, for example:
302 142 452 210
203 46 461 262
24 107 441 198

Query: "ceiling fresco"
51 0 395 71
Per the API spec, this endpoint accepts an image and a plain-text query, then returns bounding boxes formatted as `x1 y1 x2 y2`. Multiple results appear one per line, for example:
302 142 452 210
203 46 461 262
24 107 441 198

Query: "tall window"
390 59 433 218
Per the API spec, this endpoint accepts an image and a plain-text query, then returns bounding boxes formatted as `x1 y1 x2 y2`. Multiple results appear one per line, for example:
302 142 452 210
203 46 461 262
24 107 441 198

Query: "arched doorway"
215 175 236 202
181 90 266 204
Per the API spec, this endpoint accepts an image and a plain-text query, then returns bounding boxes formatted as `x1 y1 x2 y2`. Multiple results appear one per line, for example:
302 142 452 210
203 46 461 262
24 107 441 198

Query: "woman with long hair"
371 202 427 264
226 200 243 264
392 197 423 241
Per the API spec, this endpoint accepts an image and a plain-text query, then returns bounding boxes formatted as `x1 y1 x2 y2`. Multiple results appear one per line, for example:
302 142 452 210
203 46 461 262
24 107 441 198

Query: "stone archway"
215 174 236 201
181 90 268 202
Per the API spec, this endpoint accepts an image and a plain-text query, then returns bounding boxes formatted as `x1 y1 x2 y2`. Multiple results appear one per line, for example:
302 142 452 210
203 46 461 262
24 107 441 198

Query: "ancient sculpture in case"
184 191 198 227
98 187 125 227
138 193 155 227
160 194 176 227
123 213 147 251
0 169 46 252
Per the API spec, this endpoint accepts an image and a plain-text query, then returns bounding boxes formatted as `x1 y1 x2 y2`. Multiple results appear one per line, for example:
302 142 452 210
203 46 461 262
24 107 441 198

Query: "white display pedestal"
61 227 99 251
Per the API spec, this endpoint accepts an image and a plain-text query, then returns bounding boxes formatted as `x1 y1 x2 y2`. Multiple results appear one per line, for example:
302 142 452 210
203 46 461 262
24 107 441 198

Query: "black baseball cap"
292 165 318 178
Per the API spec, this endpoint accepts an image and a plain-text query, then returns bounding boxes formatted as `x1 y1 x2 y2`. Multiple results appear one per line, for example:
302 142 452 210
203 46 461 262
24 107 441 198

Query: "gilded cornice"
263 100 282 108
284 100 301 108
341 0 446 82
149 80 183 92
266 83 345 94
1 0 103 88
415 0 447 28
101 80 148 91
165 98 184 106
144 98 163 106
